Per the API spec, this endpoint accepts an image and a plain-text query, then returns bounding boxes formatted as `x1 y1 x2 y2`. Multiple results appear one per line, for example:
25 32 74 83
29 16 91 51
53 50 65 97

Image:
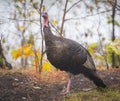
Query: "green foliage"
87 42 98 54
107 20 120 27
105 39 120 55
6 46 10 51
87 43 105 66
2 38 6 43
94 54 104 60
30 0 33 3
33 2 39 9
88 43 98 49
63 89 120 101
15 5 21 14
88 39 120 65
105 38 120 64
87 39 120 67
68 0 72 2
28 34 34 45
0 56 3 64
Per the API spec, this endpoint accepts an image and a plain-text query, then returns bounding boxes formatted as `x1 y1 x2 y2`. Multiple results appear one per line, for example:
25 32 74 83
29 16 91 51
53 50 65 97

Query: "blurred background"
0 0 120 71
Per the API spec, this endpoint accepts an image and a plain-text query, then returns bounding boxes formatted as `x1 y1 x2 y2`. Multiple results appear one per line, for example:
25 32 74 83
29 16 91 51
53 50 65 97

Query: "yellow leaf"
30 10 34 16
11 50 18 60
37 9 40 14
53 20 58 25
32 58 39 63
11 49 22 60
97 66 105 70
21 44 34 56
19 26 25 31
11 44 34 60
42 5 46 12
18 0 23 3
87 48 94 54
57 33 62 37
88 43 98 49
37 52 41 59
32 50 42 64
42 62 51 72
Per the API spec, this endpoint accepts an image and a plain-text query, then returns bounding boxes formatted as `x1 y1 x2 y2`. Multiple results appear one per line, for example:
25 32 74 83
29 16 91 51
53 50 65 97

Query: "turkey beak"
42 12 48 19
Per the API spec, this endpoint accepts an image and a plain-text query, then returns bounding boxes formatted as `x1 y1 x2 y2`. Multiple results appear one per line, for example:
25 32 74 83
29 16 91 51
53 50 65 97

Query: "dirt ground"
0 68 120 101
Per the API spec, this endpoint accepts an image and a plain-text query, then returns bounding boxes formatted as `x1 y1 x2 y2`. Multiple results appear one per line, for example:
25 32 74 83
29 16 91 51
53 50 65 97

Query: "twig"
66 0 82 13
39 0 44 73
47 0 59 12
96 9 109 69
59 0 68 36
50 22 60 35
65 9 112 21
1 9 112 23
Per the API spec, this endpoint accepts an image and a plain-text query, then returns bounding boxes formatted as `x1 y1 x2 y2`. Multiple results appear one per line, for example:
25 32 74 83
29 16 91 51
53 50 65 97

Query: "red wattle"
44 20 49 27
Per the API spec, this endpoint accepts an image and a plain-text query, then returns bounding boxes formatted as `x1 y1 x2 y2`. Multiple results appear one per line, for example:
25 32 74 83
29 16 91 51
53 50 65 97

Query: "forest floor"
0 68 120 101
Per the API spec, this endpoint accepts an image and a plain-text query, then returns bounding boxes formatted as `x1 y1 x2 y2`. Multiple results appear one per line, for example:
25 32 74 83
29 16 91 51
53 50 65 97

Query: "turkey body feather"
44 27 95 75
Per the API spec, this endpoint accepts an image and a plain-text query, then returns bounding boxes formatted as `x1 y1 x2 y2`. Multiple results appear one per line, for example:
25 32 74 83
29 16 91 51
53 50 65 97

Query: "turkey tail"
82 67 107 88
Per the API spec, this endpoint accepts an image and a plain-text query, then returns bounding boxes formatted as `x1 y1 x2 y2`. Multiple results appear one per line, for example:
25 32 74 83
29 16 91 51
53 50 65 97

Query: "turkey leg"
66 79 71 92
61 78 71 94
61 73 72 94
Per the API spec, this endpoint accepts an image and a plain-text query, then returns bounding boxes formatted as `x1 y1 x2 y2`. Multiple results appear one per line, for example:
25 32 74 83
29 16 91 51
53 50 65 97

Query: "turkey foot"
60 88 70 95
60 79 71 95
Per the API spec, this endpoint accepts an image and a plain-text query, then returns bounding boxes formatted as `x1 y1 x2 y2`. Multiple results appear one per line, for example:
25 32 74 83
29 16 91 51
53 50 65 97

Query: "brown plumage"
42 12 106 94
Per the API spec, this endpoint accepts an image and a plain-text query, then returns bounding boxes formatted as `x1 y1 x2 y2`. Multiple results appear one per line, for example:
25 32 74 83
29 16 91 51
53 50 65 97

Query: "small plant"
11 44 51 72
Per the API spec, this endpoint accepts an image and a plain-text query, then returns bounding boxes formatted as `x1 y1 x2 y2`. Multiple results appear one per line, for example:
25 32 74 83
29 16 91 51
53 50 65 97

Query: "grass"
63 89 120 101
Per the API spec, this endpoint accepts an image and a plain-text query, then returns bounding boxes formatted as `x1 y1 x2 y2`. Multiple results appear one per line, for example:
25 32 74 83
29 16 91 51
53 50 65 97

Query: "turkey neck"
43 26 56 46
43 17 57 47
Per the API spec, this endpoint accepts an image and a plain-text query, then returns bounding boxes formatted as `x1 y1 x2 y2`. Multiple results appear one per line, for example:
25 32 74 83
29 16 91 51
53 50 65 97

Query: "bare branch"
65 9 112 21
50 22 60 34
66 0 82 13
59 0 68 36
4 9 112 23
9 18 39 22
48 0 59 12
96 8 109 69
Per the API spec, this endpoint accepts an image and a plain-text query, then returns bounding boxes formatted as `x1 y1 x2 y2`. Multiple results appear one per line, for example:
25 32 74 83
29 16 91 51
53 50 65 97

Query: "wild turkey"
42 12 106 94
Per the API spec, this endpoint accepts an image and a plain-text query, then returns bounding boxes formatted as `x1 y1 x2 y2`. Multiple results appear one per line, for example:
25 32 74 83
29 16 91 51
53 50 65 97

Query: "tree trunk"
0 41 12 69
21 0 27 68
111 0 116 68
